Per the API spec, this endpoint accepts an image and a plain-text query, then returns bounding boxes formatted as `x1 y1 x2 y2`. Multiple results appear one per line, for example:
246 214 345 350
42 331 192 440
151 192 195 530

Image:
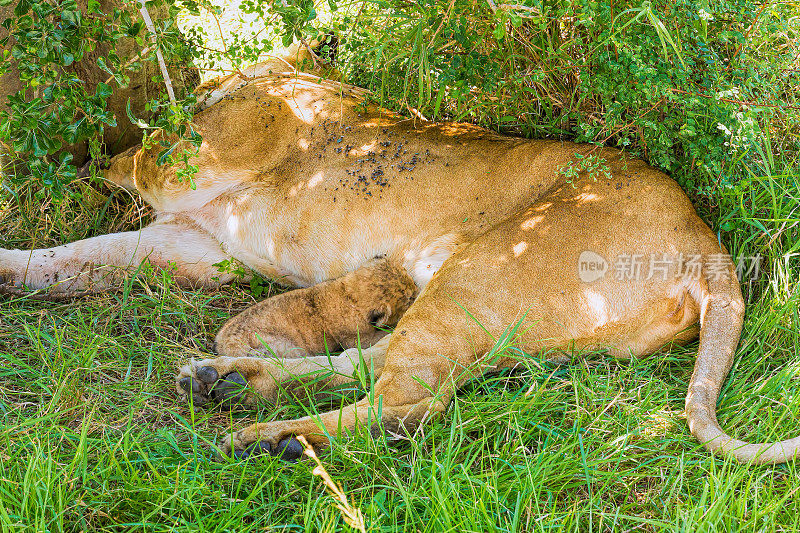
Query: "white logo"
578 251 608 282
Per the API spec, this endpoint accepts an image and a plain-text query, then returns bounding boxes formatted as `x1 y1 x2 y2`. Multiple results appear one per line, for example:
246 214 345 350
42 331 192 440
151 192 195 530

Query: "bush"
0 0 198 199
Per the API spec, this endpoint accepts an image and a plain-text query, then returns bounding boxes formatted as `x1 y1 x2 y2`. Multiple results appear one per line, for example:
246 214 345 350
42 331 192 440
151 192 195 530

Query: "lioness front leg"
220 326 460 461
0 217 235 297
176 334 393 409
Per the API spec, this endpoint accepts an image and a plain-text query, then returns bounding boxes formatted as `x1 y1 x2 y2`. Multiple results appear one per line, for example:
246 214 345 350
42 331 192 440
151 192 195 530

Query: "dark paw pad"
231 437 303 462
233 441 273 460
196 366 219 384
180 376 200 395
274 437 304 462
210 371 248 407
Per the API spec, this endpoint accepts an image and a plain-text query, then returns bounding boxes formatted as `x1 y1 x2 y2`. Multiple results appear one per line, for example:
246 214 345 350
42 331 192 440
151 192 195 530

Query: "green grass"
1 283 799 532
1 166 799 531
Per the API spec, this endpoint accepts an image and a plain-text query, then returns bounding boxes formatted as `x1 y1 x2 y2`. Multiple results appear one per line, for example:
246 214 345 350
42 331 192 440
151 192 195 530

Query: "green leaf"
126 99 150 129
60 9 81 26
156 142 178 166
13 0 30 16
492 24 505 40
96 56 114 76
95 82 113 99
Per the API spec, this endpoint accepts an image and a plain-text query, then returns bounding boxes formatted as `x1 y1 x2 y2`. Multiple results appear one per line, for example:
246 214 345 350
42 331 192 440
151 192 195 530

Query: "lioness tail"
686 255 800 464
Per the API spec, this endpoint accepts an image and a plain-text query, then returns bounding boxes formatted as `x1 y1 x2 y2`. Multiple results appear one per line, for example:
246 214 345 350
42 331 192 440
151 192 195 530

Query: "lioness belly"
174 139 630 288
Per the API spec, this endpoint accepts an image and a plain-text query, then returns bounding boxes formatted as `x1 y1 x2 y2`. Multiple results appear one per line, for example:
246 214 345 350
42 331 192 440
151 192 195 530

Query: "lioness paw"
177 357 253 409
176 356 285 409
221 423 305 462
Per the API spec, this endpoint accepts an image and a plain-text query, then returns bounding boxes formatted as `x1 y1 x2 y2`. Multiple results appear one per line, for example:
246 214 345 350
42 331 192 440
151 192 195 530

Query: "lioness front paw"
177 357 253 409
176 356 282 409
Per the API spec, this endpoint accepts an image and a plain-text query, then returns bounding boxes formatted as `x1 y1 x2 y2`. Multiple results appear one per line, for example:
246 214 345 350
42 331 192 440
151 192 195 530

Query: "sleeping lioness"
1 67 798 465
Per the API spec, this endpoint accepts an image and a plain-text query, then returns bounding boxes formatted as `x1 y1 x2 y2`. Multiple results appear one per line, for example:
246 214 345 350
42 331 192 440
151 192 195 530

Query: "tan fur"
2 72 797 464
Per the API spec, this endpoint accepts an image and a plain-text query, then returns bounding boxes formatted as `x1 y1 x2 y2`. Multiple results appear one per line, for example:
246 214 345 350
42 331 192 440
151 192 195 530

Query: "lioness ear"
313 33 339 65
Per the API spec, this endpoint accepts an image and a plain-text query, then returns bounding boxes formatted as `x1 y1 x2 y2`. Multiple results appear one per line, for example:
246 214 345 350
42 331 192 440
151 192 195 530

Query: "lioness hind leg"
213 258 418 358
0 217 235 297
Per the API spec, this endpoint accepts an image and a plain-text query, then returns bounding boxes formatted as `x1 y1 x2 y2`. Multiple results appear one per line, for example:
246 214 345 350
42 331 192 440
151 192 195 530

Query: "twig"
728 1 772 71
207 5 247 80
597 97 664 145
299 37 324 69
429 0 457 43
138 0 176 105
297 436 366 533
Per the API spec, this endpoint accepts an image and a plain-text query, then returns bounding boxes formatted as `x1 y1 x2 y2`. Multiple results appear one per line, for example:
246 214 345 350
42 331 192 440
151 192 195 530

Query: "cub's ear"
368 308 387 329
313 33 339 65
368 303 398 329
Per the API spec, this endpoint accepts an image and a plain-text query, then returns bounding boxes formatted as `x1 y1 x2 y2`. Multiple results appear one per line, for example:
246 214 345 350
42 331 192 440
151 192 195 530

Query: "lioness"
1 69 797 465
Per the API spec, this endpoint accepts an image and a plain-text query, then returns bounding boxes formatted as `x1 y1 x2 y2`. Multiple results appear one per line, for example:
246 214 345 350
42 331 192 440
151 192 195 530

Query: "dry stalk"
299 37 324 69
296 436 366 533
138 0 176 105
486 0 541 18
